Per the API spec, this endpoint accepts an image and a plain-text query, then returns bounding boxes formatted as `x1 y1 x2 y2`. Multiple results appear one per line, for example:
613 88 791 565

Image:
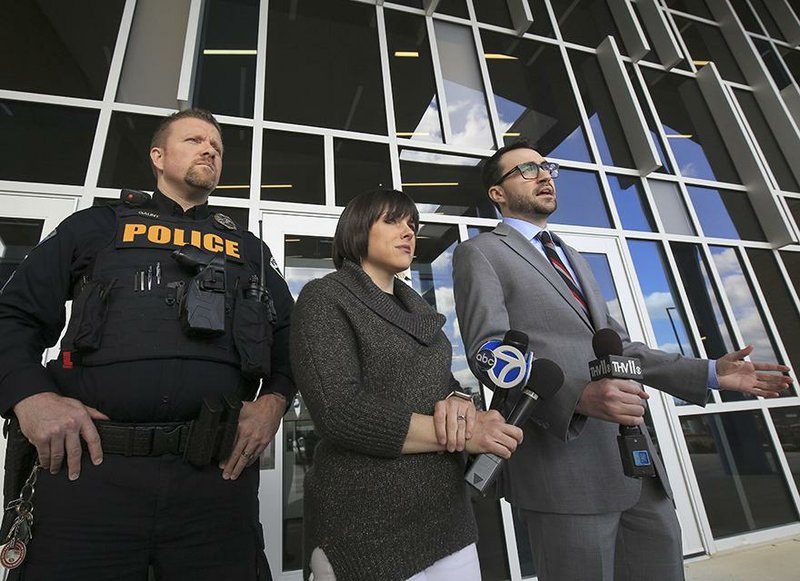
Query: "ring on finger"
456 415 466 422
241 450 252 459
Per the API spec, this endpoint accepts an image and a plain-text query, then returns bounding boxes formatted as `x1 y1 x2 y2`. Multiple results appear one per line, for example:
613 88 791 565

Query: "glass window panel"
212 125 253 199
570 51 635 168
729 0 764 35
399 149 489 217
264 0 387 135
261 130 324 204
436 0 469 19
753 38 793 91
385 11 443 144
670 242 735 400
0 0 125 99
663 0 713 19
582 253 628 333
0 218 44 287
194 0 258 118
687 186 766 241
607 175 656 232
1 100 98 186
627 239 698 358
642 69 741 183
334 139 392 207
549 0 628 54
771 407 800 492
787 198 800 232
434 21 494 148
748 0 785 40
481 32 592 161
648 180 696 235
709 245 782 366
389 0 423 8
778 47 800 87
473 0 513 29
746 248 800 388
780 250 800 300
674 17 747 84
680 411 798 538
734 89 799 193
626 64 674 174
549 169 611 228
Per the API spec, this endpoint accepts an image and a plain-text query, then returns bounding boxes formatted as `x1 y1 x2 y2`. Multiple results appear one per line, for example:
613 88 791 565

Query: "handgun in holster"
1 417 36 539
172 246 227 337
184 394 242 467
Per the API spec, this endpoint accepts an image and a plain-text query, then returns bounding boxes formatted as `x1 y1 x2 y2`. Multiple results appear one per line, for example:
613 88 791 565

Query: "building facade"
2 0 800 579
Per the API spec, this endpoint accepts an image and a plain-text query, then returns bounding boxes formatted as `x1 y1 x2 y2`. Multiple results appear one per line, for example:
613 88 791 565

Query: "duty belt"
93 394 243 467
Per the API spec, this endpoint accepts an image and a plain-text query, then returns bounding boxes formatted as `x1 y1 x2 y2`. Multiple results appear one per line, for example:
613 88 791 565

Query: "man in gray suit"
452 140 791 581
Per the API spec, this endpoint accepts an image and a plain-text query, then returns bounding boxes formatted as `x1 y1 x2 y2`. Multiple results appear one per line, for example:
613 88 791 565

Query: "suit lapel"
493 224 593 331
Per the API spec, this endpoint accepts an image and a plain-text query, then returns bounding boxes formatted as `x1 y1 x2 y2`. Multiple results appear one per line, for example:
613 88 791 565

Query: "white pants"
309 543 481 581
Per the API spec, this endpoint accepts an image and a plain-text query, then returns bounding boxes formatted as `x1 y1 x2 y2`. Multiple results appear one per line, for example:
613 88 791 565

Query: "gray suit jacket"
452 223 708 514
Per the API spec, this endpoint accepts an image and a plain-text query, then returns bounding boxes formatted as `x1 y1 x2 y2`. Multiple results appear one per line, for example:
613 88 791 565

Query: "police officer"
0 109 295 580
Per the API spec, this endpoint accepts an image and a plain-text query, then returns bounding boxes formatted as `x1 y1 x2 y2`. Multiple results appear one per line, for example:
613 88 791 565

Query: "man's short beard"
184 166 217 192
507 195 556 218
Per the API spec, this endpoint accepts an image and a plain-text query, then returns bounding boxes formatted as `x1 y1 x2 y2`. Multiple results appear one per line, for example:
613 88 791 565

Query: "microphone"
465 358 564 494
588 328 655 478
474 330 533 416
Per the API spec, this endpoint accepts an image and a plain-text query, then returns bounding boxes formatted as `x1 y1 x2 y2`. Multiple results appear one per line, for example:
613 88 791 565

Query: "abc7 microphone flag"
476 340 534 390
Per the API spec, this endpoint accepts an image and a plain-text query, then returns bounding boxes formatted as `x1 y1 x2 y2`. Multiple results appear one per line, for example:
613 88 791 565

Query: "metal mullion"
773 247 800 322
559 43 604 169
176 0 206 109
250 0 270 224
468 9 501 149
673 180 705 242
427 14 454 144
80 0 139 209
375 5 402 190
324 134 336 207
661 8 697 74
638 177 669 234
760 405 800 517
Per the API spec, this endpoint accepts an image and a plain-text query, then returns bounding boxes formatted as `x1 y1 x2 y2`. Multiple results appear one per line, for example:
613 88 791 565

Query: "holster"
1 417 36 540
184 394 242 467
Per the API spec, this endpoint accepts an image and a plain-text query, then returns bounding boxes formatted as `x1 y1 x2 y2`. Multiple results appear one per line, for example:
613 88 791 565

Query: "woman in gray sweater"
290 189 523 581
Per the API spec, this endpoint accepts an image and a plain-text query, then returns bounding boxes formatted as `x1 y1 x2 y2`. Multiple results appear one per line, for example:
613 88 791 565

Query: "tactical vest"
60 204 271 375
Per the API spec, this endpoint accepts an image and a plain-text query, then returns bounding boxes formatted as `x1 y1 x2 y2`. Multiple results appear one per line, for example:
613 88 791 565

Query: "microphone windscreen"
528 358 564 399
503 329 529 353
592 328 623 358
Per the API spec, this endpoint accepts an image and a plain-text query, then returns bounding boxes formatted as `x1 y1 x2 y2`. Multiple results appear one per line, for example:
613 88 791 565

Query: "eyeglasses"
494 161 560 186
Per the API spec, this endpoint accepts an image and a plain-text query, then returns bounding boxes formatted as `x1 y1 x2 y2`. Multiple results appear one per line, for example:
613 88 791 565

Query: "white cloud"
644 291 676 320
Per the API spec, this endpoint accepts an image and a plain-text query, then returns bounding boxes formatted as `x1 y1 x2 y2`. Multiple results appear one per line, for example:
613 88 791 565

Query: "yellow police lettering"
204 233 224 253
190 230 202 248
122 223 147 242
225 239 240 259
148 225 171 244
173 228 187 246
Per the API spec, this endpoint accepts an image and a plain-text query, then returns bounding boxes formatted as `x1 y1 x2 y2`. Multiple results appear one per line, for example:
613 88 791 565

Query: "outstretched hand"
716 345 793 398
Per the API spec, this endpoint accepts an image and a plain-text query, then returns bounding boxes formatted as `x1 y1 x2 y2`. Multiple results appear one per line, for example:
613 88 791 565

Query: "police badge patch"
213 213 237 230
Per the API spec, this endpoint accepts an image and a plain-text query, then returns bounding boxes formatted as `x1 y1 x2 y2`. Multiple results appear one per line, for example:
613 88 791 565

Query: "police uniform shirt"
0 191 295 422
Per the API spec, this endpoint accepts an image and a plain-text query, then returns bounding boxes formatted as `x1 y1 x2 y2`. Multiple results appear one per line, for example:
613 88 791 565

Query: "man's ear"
150 147 164 173
488 184 505 206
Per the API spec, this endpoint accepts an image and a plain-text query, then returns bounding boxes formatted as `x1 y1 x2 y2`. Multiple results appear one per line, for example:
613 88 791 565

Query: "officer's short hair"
149 108 223 177
332 189 419 270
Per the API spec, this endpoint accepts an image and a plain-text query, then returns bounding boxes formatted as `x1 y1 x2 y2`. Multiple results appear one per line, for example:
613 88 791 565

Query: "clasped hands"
432 396 523 459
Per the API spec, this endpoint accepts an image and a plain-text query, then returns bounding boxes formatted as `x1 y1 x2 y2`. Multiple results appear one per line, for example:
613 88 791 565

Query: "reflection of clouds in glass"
711 247 775 361
399 149 480 166
643 291 675 320
407 96 443 142
443 81 494 148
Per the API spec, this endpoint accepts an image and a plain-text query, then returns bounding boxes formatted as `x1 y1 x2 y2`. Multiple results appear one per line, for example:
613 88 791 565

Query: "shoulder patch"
213 213 237 231
270 256 285 279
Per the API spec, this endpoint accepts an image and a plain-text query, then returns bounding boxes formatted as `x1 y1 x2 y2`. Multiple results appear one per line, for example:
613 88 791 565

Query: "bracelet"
446 390 473 402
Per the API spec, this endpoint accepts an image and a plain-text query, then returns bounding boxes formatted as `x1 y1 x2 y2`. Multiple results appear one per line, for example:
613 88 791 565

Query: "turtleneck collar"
329 260 446 345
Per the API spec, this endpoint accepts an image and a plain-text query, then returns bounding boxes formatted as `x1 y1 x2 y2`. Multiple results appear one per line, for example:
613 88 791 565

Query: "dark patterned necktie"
537 230 590 319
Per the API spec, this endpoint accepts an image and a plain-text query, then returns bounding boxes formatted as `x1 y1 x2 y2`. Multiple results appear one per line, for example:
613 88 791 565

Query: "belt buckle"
151 425 186 456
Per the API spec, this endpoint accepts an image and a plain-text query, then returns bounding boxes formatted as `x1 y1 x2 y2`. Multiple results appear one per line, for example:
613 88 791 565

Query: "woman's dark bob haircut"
332 189 419 269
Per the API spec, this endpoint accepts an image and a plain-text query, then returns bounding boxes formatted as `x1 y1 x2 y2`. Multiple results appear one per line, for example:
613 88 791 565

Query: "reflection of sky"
582 252 626 333
443 80 494 148
284 265 334 300
662 126 717 181
407 95 444 143
550 169 611 228
607 175 653 232
709 246 778 363
627 239 695 355
686 186 741 239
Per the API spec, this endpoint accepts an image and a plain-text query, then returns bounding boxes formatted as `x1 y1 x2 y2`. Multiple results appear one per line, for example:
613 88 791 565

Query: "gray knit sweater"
290 261 478 581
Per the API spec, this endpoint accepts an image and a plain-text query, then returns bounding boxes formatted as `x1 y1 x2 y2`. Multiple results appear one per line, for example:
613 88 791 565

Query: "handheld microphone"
465 358 564 494
475 330 533 416
589 328 655 478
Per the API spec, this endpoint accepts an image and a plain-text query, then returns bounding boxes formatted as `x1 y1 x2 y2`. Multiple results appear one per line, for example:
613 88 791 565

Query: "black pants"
8 455 271 581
